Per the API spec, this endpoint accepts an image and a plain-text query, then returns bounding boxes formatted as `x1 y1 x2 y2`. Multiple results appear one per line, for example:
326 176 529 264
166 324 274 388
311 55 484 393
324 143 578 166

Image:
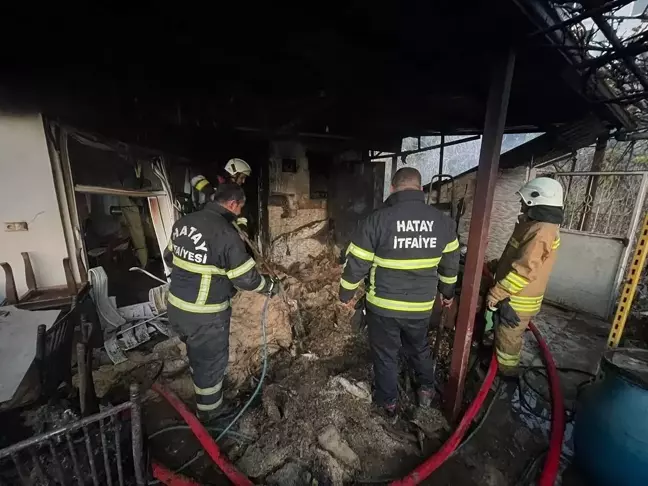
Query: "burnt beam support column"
444 51 515 419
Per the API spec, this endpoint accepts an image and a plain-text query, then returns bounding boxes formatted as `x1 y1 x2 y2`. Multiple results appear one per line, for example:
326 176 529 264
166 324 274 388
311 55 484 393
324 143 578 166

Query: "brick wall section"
439 165 532 260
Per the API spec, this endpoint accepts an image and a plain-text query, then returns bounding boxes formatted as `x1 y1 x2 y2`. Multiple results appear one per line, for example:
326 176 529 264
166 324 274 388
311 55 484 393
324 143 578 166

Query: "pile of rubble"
280 250 352 356
225 252 453 485
78 251 459 484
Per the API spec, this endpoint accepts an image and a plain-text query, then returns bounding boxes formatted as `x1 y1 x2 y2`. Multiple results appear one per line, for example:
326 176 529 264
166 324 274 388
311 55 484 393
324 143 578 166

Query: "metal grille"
556 172 648 236
37 304 79 400
0 385 144 486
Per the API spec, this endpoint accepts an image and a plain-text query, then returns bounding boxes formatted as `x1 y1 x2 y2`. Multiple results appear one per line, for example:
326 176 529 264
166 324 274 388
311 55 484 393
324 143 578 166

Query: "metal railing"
556 171 648 237
554 171 648 314
0 385 144 486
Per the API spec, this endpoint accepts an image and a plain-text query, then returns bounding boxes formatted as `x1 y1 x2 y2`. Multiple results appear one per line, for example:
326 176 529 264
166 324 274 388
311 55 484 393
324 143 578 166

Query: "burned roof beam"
589 10 648 92
514 0 636 130
528 0 633 38
595 92 648 105
576 32 648 69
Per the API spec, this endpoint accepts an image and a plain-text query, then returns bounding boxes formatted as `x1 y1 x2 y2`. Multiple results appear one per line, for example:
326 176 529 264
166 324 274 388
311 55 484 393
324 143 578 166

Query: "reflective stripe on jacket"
339 190 460 319
489 214 560 316
167 202 269 314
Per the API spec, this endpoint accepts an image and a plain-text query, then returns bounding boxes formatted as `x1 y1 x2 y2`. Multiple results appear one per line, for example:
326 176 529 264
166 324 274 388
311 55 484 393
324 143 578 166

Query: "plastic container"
574 348 648 486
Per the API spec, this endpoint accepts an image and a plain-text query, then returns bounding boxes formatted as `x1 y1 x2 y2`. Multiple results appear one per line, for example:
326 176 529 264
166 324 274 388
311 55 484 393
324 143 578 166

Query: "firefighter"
190 158 252 234
339 168 460 416
486 177 563 375
166 183 279 422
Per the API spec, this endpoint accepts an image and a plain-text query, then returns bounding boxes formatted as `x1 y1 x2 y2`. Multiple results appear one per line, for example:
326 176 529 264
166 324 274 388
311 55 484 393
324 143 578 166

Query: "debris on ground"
410 406 450 439
70 250 461 483
317 425 361 469
261 384 285 422
482 463 509 486
228 291 293 387
77 350 167 399
236 443 292 479
330 375 371 402
226 250 459 483
266 461 309 486
314 448 349 486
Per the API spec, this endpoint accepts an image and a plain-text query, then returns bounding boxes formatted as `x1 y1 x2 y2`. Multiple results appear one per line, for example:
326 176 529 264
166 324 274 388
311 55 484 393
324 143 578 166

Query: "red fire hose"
528 321 565 486
151 462 201 486
150 289 564 485
151 383 253 486
390 323 564 486
390 264 566 485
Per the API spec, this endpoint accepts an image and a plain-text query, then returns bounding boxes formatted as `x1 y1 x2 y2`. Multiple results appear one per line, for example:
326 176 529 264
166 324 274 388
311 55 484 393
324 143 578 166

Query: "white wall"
0 113 68 298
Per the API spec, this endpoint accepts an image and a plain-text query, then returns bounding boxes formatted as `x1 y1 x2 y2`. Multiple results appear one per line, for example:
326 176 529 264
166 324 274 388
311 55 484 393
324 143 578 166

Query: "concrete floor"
428 304 609 486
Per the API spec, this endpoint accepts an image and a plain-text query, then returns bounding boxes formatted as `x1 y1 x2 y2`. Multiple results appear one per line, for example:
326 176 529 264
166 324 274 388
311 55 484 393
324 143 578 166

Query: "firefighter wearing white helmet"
191 158 252 234
224 158 252 185
516 176 564 208
486 177 564 376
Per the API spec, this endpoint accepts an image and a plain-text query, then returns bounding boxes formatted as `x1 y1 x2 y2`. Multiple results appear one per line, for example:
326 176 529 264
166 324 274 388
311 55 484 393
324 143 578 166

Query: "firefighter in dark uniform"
166 183 278 421
339 168 460 416
190 158 252 235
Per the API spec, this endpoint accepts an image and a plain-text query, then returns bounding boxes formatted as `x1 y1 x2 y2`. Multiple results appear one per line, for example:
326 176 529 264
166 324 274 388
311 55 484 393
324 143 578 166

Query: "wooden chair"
1 252 88 310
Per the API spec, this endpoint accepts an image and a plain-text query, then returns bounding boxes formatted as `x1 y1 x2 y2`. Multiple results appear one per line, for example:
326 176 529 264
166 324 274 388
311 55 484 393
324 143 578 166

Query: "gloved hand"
486 259 499 275
494 298 521 329
235 217 249 236
351 296 367 333
264 275 282 297
484 308 495 333
440 295 454 309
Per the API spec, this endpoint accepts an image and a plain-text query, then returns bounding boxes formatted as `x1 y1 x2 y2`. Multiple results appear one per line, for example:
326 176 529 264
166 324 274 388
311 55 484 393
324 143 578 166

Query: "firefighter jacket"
166 202 270 315
193 175 250 235
339 190 460 319
488 214 561 317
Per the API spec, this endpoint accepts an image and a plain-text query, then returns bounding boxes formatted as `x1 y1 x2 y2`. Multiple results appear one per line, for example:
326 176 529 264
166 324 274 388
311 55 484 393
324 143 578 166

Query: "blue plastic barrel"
574 348 648 486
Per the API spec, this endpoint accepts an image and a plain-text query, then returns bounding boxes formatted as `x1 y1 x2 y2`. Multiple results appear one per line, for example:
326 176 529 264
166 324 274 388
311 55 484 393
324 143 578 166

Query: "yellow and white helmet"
517 177 564 208
224 158 252 177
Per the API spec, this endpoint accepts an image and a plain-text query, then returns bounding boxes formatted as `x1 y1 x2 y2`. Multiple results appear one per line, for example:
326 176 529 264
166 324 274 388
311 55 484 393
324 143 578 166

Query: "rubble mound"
134 251 455 484
236 348 423 484
228 290 293 387
229 252 450 484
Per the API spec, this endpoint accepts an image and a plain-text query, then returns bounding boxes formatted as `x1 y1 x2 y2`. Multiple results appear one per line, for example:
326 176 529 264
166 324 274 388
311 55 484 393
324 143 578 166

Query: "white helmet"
517 177 564 207
224 158 252 177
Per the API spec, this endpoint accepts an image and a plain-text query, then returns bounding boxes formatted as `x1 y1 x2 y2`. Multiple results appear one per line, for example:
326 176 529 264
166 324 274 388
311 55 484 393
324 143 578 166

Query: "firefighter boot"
373 401 398 421
498 365 521 381
196 402 238 425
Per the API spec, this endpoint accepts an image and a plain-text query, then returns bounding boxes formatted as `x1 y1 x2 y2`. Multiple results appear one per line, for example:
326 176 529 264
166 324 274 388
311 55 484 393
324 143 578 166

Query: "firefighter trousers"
495 314 532 372
366 310 435 407
167 305 231 414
